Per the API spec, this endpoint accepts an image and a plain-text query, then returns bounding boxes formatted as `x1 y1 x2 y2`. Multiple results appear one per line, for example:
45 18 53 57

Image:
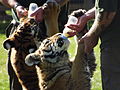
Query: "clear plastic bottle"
63 15 78 37
28 3 38 18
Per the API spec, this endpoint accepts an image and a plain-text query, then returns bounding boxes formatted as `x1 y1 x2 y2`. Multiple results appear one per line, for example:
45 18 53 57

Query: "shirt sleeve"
97 0 119 12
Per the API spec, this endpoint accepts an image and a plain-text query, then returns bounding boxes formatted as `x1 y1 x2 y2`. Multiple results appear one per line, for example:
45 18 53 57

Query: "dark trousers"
101 47 120 90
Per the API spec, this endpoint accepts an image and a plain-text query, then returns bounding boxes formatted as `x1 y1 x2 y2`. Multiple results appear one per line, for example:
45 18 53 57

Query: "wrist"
83 14 91 21
84 12 95 21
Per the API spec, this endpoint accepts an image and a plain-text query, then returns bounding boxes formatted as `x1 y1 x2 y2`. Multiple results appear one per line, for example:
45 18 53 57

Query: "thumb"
29 9 38 17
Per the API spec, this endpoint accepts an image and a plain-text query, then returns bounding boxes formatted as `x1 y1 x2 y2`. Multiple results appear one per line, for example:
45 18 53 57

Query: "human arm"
80 11 116 53
0 0 27 18
0 0 17 8
67 7 95 32
63 7 95 37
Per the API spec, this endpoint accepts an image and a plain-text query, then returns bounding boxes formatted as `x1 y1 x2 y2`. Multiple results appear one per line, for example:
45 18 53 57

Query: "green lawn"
92 41 102 90
0 21 9 90
0 21 102 90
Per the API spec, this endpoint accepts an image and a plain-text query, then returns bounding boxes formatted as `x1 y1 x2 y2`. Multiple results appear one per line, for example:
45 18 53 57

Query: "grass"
91 41 102 90
0 21 9 90
68 37 102 90
0 20 102 90
0 34 9 90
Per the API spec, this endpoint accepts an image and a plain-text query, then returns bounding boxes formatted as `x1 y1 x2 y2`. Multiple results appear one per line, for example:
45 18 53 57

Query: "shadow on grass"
0 20 11 34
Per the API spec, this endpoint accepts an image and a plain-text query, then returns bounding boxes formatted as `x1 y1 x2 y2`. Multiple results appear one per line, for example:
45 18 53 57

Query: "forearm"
55 0 68 6
88 11 116 36
84 7 95 21
0 0 18 8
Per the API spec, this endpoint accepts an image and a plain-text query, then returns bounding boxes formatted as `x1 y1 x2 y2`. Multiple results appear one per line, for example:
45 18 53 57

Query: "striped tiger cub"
25 33 71 90
25 9 96 90
25 33 95 90
3 18 45 90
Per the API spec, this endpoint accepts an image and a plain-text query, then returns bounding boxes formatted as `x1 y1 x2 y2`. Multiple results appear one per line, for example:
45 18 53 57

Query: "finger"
67 24 80 31
29 7 43 22
67 24 79 28
67 25 75 30
35 12 44 22
30 10 38 17
68 25 83 32
67 31 76 37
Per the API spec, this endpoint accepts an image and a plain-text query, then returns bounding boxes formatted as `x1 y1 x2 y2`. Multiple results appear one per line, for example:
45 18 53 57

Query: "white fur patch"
29 48 35 53
5 42 11 49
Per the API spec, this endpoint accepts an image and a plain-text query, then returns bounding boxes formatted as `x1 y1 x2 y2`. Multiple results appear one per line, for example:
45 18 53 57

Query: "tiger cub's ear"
3 39 15 50
25 53 40 66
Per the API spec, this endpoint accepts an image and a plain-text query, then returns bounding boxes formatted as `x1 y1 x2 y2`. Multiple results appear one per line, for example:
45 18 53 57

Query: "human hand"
29 0 59 22
63 15 78 37
15 6 28 18
29 7 44 22
64 15 88 37
67 15 88 32
64 9 87 37
79 32 99 54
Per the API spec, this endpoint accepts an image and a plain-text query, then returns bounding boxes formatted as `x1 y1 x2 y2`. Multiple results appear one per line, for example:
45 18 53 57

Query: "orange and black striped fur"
25 32 96 90
3 2 61 89
3 18 46 90
25 10 96 90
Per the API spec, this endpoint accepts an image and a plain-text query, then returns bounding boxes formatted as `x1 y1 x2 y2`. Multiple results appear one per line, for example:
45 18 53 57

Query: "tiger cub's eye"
57 38 64 47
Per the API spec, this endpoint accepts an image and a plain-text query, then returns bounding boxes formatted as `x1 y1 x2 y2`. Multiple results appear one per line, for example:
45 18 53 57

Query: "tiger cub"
3 18 45 90
25 33 95 90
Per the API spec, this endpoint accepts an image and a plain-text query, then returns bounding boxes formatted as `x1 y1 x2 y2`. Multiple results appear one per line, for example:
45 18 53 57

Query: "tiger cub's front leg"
43 0 60 36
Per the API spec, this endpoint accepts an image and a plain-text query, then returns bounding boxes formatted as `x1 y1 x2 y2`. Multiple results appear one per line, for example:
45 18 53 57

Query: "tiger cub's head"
3 18 37 53
25 33 70 66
